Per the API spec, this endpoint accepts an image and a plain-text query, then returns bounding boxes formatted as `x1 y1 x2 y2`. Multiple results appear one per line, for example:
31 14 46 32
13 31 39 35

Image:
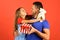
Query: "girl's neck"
20 16 25 19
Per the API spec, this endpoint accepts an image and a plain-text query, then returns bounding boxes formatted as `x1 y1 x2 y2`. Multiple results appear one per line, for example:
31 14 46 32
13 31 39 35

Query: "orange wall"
0 0 60 40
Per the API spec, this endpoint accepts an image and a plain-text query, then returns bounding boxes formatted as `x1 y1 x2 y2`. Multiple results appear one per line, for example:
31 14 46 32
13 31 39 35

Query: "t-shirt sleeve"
17 18 23 24
42 20 50 29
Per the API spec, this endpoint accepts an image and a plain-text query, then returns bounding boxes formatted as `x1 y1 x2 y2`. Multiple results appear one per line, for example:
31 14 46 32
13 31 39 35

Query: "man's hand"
28 27 37 34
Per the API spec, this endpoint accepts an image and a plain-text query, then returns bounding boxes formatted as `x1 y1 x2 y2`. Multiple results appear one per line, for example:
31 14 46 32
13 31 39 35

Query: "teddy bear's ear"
40 8 46 14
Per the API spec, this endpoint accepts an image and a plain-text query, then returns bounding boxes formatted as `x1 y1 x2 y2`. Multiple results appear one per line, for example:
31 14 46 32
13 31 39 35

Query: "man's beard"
32 13 37 18
32 10 39 18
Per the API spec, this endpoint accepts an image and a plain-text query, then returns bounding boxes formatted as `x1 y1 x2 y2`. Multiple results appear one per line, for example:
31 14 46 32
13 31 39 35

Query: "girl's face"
19 8 27 17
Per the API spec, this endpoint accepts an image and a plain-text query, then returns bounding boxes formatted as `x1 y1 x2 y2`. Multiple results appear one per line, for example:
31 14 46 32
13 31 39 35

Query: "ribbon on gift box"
20 23 32 33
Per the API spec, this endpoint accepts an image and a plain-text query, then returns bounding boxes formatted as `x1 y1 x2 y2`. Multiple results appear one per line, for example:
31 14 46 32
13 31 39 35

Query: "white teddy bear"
37 8 46 22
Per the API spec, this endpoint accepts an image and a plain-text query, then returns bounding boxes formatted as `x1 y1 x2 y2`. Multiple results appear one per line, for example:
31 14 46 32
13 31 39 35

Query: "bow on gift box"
20 23 32 34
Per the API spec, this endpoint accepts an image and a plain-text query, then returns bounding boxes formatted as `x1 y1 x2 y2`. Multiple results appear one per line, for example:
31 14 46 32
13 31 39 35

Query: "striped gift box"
20 23 32 34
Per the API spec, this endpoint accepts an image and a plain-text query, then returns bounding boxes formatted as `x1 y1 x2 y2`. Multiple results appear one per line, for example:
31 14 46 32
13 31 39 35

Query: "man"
26 2 50 40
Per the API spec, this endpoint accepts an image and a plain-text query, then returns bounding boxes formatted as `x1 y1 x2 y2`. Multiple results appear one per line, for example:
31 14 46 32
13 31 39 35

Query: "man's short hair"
33 1 43 10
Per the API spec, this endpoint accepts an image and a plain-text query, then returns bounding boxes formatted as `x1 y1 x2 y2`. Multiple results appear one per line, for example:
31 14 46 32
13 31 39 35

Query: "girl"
14 7 40 40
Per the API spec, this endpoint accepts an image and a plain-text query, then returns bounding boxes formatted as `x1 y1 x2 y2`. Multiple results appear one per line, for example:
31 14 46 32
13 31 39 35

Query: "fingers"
14 31 19 37
27 27 34 34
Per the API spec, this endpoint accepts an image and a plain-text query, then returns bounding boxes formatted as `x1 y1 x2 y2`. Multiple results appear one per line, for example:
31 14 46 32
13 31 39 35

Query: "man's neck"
34 14 38 18
34 11 39 18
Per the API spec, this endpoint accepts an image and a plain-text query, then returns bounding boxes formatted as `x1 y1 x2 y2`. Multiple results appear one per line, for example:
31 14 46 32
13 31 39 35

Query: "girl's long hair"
15 7 22 31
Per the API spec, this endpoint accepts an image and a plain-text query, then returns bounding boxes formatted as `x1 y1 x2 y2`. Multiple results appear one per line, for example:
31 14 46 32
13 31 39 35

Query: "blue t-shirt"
26 20 49 40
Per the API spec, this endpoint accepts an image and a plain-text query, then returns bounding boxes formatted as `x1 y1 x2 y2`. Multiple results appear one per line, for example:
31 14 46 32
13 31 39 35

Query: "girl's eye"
23 10 25 12
22 10 24 11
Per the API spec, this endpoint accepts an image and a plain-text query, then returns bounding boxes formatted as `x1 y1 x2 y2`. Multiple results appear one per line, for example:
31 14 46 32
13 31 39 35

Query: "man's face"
32 5 38 15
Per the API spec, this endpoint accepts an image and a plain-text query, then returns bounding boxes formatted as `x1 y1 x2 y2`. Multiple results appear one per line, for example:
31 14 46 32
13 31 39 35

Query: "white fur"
37 8 46 22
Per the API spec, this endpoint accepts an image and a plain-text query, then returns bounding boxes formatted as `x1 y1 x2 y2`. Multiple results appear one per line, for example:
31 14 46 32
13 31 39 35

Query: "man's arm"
36 28 50 40
28 27 50 40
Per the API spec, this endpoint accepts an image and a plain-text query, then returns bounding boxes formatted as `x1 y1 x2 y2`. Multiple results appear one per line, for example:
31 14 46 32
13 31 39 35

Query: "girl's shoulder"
17 18 23 24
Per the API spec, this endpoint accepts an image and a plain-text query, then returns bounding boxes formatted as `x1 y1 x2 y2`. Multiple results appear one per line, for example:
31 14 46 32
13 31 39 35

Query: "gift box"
20 23 32 33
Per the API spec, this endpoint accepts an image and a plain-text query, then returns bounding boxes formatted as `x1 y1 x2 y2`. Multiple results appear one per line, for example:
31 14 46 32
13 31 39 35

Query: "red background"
0 0 60 40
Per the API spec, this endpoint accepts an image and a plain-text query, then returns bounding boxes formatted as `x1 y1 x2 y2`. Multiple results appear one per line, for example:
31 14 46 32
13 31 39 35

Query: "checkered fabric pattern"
20 23 32 34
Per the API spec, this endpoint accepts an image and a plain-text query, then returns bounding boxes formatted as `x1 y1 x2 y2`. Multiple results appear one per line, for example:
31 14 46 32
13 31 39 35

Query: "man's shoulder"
42 20 49 26
42 20 50 28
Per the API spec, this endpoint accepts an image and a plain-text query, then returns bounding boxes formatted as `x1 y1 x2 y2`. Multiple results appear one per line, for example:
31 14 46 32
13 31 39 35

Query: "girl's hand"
14 30 19 37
